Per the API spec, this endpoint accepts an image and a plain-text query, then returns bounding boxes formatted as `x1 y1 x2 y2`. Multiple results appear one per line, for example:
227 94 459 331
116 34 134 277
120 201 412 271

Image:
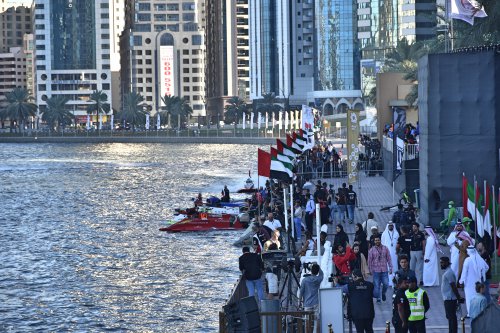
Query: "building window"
101 13 109 19
183 50 189 55
192 35 202 45
183 59 189 64
38 84 46 91
135 24 151 32
183 87 190 92
103 54 110 59
183 13 195 21
137 14 151 21
183 23 197 31
145 50 152 55
146 96 153 101
183 68 189 73
35 34 45 40
182 3 195 10
183 77 190 82
102 44 110 49
166 4 179 10
146 68 152 74
102 83 110 90
167 14 179 21
102 64 110 69
101 23 110 29
133 36 142 46
35 4 44 9
154 14 166 22
100 3 109 8
138 3 150 11
101 34 110 39
167 24 179 31
145 59 152 65
35 14 44 19
192 68 200 73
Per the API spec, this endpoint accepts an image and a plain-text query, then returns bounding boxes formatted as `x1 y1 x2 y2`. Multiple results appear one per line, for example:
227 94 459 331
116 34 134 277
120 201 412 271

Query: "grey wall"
418 51 500 227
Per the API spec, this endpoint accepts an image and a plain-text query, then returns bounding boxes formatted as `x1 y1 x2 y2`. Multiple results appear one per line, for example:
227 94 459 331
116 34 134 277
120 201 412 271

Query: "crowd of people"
235 141 498 333
383 122 419 145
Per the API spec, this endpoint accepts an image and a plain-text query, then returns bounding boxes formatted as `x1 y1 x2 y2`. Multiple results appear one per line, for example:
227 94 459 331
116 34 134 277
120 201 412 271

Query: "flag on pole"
257 149 271 177
466 180 484 237
483 181 493 236
250 112 254 130
450 0 487 25
272 113 276 129
99 114 103 130
110 114 114 131
145 114 150 130
257 113 261 130
295 110 300 129
270 156 293 182
277 139 296 159
462 173 469 218
242 113 246 130
265 112 269 130
292 132 306 147
86 114 90 130
286 134 302 154
290 110 295 130
157 113 161 129
271 146 293 164
285 111 288 132
278 112 283 131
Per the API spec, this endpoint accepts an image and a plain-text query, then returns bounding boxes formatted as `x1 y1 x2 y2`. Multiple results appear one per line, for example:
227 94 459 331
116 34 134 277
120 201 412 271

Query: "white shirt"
305 199 315 214
266 272 278 294
264 219 282 231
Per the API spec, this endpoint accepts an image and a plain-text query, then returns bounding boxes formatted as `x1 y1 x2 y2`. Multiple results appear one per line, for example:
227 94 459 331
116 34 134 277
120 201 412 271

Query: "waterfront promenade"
317 173 475 332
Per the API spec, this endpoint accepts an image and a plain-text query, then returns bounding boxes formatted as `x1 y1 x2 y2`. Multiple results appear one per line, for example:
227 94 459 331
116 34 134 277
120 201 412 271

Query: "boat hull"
160 214 246 232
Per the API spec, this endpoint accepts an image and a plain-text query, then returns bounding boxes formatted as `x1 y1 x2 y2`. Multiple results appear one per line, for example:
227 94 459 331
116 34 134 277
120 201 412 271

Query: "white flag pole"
315 203 321 264
283 187 288 233
250 112 254 130
290 183 294 240
242 113 246 130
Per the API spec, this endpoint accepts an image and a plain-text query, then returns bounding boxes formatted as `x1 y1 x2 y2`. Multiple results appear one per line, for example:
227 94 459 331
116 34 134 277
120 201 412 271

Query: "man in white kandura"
459 245 489 316
423 226 440 287
447 221 474 278
381 221 399 286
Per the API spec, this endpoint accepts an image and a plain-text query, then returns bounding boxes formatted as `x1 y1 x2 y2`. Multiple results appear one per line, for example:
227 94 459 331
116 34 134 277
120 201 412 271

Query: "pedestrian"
392 277 410 333
238 246 264 302
446 221 474 278
368 235 393 303
344 269 375 333
347 184 357 224
300 263 323 332
369 226 381 249
476 242 492 303
354 223 369 259
397 226 412 268
293 200 304 241
423 226 440 287
392 203 409 232
409 222 425 285
469 282 487 321
381 221 399 286
393 254 416 286
440 256 464 333
305 195 316 233
458 245 489 315
405 276 430 333
333 244 356 281
333 224 349 251
350 243 370 280
263 212 282 232
336 183 348 223
362 212 379 241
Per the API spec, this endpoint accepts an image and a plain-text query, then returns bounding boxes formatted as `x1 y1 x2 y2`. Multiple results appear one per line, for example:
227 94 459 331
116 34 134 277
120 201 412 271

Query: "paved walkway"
309 174 474 332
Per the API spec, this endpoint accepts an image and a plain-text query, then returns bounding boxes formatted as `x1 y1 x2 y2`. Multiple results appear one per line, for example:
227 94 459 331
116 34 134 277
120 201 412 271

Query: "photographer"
300 263 323 332
342 269 375 333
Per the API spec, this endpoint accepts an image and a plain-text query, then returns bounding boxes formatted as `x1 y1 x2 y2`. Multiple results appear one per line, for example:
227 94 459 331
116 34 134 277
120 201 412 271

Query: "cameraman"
342 269 375 333
300 263 323 332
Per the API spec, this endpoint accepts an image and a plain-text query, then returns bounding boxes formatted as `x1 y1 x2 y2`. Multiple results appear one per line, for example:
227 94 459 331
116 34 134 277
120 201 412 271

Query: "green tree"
118 91 148 131
1 87 37 133
87 90 110 132
257 92 282 119
160 95 193 129
454 1 500 47
41 95 72 133
160 95 180 127
224 96 248 128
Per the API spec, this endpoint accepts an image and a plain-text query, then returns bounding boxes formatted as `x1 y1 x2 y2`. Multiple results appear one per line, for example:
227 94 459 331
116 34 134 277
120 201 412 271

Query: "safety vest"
405 288 425 321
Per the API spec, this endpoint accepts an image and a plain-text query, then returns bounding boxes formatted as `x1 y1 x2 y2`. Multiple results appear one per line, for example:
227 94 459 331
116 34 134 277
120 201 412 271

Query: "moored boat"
160 212 247 232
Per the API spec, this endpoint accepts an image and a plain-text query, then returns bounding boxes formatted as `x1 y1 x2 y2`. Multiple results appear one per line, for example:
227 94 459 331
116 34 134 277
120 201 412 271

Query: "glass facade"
50 0 96 70
260 0 277 94
315 0 360 91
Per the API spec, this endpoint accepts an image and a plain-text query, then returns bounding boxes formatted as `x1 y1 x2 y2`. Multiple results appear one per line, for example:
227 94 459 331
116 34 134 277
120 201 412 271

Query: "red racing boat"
159 212 247 232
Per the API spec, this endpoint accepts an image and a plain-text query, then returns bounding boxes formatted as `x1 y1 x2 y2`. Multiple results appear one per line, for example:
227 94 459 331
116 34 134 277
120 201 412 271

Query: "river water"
0 143 259 332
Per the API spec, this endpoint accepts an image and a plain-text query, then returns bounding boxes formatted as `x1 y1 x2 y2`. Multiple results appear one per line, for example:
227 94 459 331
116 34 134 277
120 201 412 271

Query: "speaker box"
224 296 261 333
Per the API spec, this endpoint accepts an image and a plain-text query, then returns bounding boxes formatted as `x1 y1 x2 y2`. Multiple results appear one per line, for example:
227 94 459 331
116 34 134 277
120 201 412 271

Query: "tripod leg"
278 272 289 299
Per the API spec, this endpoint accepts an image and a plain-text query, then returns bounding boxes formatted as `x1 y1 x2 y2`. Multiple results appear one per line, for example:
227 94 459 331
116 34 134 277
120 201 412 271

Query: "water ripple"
0 143 260 332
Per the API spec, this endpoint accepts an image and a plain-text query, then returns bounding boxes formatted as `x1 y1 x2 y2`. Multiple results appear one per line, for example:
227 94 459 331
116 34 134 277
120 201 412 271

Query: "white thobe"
423 235 440 286
459 252 488 315
447 232 462 277
381 227 399 286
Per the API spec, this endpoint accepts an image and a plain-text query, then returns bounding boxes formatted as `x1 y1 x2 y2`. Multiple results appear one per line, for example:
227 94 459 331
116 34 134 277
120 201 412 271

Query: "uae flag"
462 174 469 218
466 180 484 236
257 149 271 177
271 146 293 164
482 182 493 236
277 139 296 159
270 156 293 182
292 131 306 147
286 134 303 154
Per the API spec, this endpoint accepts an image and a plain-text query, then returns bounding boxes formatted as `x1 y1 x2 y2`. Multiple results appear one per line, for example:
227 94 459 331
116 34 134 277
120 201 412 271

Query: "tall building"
110 0 125 114
399 0 437 42
23 33 34 98
357 0 399 60
205 0 249 124
33 0 112 125
0 5 31 53
121 0 206 121
0 46 26 107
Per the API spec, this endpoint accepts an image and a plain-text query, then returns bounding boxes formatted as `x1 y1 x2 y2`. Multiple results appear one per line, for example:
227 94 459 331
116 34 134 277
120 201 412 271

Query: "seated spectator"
264 229 281 251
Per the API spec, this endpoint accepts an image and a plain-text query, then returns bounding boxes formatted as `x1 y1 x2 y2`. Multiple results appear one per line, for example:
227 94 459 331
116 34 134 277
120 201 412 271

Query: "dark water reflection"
0 143 259 332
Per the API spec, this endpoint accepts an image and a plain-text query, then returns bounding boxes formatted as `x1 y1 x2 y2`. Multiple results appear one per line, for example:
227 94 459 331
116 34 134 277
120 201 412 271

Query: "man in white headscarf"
381 221 399 286
423 226 441 286
459 245 489 315
447 221 474 278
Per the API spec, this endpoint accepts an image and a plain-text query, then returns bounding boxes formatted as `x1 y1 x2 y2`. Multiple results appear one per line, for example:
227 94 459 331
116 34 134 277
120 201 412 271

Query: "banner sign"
159 45 175 102
347 109 360 185
393 107 406 180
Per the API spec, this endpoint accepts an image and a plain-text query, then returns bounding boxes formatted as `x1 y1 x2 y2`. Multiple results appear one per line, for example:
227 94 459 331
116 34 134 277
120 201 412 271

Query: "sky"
4 0 32 6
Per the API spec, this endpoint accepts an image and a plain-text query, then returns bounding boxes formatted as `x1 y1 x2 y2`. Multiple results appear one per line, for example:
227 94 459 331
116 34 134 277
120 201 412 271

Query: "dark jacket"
347 280 375 320
239 252 264 281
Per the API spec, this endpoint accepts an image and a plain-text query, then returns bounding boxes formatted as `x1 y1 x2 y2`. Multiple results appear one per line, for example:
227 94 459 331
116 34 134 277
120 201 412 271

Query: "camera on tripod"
303 262 314 272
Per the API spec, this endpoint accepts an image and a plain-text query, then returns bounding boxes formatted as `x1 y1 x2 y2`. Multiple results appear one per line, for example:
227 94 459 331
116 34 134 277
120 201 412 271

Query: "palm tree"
178 98 193 129
454 1 500 47
87 90 110 132
41 95 72 133
257 92 282 120
118 91 148 131
160 95 181 128
224 96 248 128
1 87 37 133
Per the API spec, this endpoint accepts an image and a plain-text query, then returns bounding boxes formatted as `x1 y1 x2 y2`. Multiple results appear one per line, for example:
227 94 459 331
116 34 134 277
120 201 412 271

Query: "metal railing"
219 310 315 333
382 136 419 160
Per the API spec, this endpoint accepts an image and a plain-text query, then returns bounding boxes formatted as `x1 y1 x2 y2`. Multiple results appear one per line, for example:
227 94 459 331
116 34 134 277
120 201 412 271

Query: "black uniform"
347 280 375 333
392 288 409 333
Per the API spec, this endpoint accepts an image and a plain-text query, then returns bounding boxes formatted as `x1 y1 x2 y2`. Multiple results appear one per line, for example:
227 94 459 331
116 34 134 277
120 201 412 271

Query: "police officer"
392 277 410 333
344 269 375 333
405 276 429 333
